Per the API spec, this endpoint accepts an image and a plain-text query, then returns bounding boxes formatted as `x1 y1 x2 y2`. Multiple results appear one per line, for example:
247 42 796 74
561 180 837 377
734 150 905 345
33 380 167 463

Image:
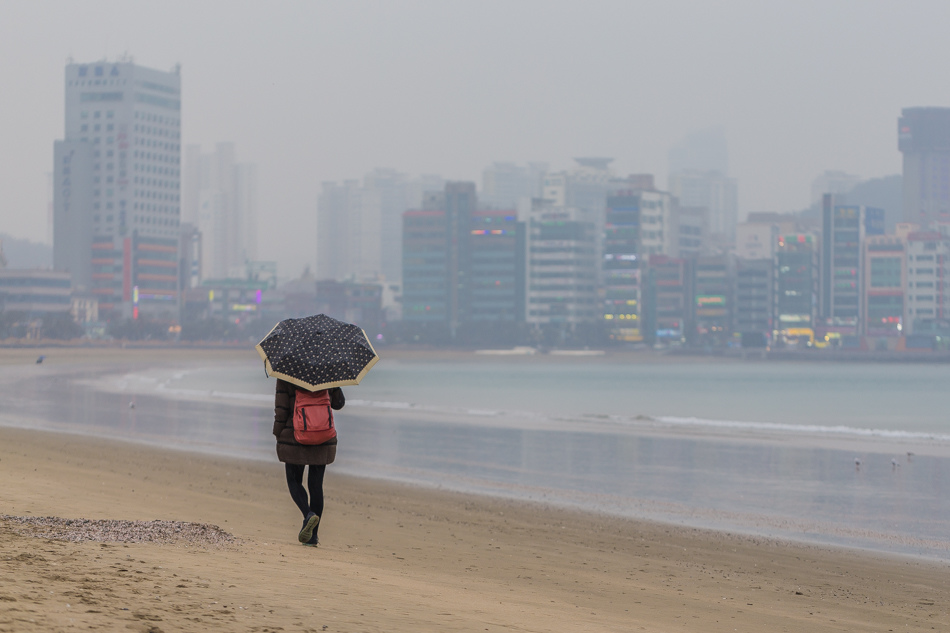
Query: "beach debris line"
0 515 236 546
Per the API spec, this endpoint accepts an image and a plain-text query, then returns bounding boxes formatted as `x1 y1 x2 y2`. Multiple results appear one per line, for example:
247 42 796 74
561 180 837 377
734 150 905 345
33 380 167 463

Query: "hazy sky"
2 0 950 277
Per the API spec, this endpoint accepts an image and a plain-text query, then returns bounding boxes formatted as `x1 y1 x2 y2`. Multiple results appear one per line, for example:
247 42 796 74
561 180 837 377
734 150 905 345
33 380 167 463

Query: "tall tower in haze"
182 142 257 280
898 107 950 226
53 59 182 322
667 128 738 240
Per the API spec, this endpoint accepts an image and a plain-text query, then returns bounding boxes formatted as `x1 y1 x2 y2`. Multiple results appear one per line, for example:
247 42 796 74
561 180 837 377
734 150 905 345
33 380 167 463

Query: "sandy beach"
0 422 947 632
1 346 949 631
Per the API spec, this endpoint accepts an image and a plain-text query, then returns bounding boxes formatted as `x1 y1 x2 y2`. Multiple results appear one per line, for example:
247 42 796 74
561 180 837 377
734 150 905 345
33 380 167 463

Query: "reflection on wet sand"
2 362 949 560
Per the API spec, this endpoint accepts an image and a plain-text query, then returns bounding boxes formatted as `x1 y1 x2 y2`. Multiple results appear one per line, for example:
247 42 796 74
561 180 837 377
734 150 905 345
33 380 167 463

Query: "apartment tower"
54 59 181 321
899 107 950 226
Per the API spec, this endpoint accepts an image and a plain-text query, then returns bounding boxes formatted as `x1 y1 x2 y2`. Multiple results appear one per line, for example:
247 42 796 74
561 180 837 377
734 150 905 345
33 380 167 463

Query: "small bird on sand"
907 452 915 462
35 355 45 364
854 458 861 470
892 458 900 470
129 401 135 409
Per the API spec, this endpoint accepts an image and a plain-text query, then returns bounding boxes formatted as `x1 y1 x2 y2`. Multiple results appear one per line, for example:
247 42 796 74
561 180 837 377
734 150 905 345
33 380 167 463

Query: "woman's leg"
307 464 326 519
284 463 310 517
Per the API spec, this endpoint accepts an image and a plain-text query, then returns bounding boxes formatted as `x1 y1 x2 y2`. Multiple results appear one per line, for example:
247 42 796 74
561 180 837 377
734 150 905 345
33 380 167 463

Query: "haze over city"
5 3 950 629
3 0 950 277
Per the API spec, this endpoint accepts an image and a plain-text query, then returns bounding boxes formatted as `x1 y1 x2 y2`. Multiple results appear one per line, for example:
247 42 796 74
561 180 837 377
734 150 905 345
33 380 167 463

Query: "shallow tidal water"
2 356 949 561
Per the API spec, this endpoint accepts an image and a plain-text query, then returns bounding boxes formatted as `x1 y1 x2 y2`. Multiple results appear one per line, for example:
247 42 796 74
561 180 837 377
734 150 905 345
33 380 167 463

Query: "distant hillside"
797 174 902 232
0 233 52 269
846 175 903 232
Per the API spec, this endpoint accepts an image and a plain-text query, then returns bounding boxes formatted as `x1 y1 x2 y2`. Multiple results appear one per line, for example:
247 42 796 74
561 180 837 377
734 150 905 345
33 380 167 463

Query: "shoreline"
72 353 950 461
6 341 950 365
1 424 948 632
4 347 950 563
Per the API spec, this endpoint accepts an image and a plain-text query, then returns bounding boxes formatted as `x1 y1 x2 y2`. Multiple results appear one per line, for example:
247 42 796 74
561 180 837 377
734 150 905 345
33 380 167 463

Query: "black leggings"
285 463 326 519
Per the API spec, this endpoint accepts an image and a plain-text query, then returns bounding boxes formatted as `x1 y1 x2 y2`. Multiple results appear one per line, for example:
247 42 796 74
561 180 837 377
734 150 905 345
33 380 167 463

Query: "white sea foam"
13 359 950 560
651 415 950 442
80 364 950 447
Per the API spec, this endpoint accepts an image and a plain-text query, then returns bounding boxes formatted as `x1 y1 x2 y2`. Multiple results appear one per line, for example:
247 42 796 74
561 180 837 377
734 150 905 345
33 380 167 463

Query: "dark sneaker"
298 512 319 543
303 531 319 547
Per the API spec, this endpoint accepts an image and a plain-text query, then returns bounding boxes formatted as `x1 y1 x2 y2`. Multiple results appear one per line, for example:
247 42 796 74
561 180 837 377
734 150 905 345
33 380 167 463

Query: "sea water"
3 355 950 560
135 356 950 559
173 358 950 436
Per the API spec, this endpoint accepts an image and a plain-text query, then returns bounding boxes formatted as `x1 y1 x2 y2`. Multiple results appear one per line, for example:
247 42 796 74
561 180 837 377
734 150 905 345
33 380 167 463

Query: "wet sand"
1 424 947 632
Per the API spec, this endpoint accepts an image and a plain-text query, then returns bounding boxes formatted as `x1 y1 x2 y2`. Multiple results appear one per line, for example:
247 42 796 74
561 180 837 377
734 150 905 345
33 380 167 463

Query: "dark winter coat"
273 379 344 465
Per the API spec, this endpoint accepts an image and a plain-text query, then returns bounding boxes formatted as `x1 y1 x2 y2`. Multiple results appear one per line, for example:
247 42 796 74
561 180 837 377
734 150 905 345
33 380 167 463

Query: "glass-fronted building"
864 235 906 338
467 211 525 325
820 197 885 336
775 233 819 345
734 258 773 347
401 210 448 324
602 193 642 341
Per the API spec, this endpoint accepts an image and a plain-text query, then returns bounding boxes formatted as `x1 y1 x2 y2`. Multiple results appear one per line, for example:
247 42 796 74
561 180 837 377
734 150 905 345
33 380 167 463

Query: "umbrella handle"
263 359 269 378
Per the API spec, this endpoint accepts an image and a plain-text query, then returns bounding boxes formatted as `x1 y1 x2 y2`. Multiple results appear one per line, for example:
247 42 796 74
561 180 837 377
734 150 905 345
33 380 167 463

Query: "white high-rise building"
542 158 614 215
668 128 729 175
668 170 738 240
905 230 950 334
182 143 257 280
317 171 446 288
668 129 738 241
637 190 675 256
54 59 182 321
316 180 383 283
481 162 547 209
526 199 599 326
363 168 410 286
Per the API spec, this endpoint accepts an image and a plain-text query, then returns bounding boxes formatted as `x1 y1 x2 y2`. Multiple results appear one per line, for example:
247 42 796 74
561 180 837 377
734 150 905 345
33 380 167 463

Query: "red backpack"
292 388 337 445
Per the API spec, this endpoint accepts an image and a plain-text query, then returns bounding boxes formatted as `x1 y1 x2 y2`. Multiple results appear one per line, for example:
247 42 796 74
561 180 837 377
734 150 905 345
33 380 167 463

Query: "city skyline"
4 1 950 279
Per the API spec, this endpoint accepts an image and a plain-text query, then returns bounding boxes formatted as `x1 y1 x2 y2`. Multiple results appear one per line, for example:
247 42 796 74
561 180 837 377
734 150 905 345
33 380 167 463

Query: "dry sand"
0 425 946 633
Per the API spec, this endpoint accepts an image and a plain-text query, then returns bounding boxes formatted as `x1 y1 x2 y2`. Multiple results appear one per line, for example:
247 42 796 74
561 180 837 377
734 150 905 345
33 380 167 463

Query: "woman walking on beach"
257 313 379 545
273 378 345 546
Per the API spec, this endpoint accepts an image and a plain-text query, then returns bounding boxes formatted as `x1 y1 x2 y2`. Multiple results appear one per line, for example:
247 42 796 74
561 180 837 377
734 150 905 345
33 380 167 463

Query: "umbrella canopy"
255 314 379 391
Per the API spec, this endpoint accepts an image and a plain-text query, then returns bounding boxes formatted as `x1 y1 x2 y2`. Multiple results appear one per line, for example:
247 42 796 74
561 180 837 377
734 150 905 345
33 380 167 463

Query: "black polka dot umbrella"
255 314 380 391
